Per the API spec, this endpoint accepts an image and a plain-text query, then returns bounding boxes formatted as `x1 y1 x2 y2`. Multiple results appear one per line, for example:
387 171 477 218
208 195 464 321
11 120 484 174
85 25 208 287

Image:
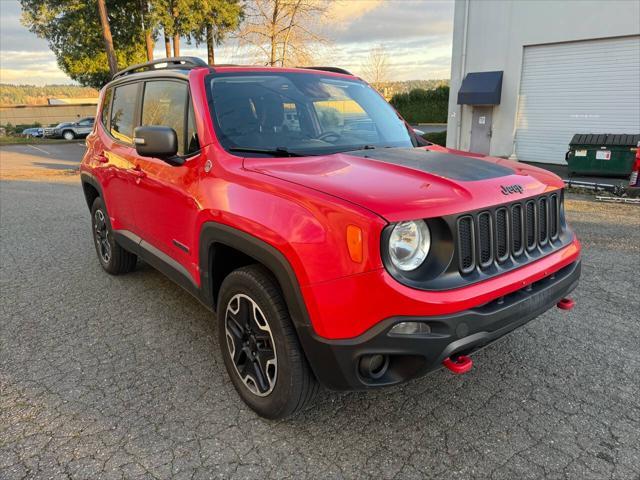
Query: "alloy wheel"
225 293 277 396
93 209 111 264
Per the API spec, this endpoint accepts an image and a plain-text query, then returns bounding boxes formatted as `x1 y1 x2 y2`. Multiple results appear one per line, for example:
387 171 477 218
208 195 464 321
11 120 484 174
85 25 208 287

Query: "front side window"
141 81 190 155
209 72 413 156
110 83 138 143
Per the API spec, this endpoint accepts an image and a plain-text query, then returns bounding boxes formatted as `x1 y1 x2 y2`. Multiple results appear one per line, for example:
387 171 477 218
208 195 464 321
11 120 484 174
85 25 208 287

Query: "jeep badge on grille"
500 184 524 195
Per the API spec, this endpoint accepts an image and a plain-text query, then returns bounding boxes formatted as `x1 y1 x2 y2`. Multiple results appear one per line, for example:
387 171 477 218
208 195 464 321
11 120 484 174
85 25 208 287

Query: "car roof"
106 57 355 88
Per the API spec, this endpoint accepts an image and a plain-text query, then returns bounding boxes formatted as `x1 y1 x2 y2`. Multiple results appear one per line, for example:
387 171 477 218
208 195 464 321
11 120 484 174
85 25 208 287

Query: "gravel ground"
1 178 639 479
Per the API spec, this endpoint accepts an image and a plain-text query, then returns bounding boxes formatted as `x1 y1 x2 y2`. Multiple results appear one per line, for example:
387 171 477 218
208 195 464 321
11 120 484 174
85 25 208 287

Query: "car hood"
243 146 564 222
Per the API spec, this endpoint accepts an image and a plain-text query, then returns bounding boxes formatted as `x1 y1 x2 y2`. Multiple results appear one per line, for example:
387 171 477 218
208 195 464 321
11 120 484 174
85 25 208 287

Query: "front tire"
90 197 137 275
218 265 318 419
62 130 75 140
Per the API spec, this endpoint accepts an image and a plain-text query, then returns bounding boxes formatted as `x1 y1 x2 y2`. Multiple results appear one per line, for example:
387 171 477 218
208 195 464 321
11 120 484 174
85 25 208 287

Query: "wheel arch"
80 172 103 211
199 222 311 331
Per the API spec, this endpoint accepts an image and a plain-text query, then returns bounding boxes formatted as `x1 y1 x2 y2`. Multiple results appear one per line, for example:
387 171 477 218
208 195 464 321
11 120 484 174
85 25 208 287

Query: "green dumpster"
566 133 640 177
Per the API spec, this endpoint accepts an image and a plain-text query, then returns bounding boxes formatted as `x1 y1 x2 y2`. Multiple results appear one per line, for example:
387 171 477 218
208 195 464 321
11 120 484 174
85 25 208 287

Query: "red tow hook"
557 297 575 310
443 355 473 374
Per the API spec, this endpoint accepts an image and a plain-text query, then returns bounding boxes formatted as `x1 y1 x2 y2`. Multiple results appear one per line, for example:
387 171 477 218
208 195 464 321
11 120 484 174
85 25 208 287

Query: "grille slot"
457 216 475 273
495 208 509 262
525 201 536 250
549 194 558 239
477 212 493 267
456 192 563 275
511 204 524 256
539 197 548 245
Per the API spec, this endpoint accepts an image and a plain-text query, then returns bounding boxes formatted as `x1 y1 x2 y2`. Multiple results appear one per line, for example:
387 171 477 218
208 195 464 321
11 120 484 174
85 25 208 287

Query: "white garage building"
446 0 640 164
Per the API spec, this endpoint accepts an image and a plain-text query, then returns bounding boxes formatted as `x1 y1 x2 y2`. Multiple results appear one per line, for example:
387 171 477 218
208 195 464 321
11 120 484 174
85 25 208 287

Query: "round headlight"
388 220 431 271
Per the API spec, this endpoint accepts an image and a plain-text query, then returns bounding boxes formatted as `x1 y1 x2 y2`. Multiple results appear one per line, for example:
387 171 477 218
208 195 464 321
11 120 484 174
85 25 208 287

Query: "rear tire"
62 130 75 140
90 197 137 275
217 265 318 419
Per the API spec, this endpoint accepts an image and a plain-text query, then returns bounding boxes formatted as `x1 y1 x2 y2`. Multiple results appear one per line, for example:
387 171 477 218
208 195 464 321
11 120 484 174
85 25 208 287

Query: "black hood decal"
348 148 515 181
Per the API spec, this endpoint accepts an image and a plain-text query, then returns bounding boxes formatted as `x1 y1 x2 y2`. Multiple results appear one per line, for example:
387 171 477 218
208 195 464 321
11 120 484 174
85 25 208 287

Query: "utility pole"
97 0 118 76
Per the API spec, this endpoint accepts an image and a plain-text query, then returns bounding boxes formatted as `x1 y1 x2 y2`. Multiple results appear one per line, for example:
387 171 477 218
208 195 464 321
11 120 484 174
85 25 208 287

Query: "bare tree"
96 0 118 76
239 0 329 67
362 44 390 91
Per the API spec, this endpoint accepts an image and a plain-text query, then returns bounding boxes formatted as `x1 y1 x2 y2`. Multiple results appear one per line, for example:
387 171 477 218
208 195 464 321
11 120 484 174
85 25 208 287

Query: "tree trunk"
206 24 215 65
173 35 180 56
140 0 153 61
145 31 154 61
97 0 118 76
172 4 180 57
164 31 171 57
270 0 279 66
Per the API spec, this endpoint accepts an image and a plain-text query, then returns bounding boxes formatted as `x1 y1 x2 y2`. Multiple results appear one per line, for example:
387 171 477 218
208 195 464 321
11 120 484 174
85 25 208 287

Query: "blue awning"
457 71 503 105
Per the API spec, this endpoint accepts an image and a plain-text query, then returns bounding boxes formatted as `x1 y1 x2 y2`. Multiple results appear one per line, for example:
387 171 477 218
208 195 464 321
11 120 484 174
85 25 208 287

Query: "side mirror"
133 126 184 166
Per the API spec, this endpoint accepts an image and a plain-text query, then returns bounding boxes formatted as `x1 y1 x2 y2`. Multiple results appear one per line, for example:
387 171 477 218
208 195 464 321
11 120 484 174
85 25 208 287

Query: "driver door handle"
130 167 146 179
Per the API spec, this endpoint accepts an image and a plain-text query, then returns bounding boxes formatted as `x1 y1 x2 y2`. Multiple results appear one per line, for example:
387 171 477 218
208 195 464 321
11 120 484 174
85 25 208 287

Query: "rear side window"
100 88 112 127
110 83 139 144
141 81 191 155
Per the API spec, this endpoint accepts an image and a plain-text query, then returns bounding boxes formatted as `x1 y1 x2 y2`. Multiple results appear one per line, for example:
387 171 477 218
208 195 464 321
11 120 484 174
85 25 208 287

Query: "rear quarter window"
100 88 112 128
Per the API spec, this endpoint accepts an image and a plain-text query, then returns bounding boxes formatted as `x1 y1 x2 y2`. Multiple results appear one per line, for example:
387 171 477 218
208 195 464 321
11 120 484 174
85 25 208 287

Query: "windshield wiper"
228 147 309 157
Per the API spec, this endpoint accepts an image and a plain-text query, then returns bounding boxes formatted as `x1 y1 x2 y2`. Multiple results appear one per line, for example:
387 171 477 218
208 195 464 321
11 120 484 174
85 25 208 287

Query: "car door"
130 79 202 281
98 82 141 233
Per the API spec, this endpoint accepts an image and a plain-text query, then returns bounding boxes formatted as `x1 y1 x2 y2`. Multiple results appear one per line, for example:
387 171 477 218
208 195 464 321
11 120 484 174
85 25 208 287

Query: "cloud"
327 0 384 25
326 0 453 44
0 0 455 84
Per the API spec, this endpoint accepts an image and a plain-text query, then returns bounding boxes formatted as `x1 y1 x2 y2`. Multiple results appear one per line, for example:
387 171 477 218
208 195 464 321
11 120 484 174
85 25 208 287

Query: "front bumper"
298 259 580 390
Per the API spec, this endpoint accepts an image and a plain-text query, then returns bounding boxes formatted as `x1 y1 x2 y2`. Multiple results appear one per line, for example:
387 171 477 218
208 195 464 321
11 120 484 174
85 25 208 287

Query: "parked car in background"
44 117 95 140
21 127 44 138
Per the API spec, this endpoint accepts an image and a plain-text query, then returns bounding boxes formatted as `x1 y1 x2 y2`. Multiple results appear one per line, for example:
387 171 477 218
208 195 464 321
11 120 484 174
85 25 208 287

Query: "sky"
0 0 454 86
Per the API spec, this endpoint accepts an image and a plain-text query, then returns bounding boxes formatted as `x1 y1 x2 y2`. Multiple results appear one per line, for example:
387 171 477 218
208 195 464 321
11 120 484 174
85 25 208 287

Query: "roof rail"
112 57 208 80
301 66 353 76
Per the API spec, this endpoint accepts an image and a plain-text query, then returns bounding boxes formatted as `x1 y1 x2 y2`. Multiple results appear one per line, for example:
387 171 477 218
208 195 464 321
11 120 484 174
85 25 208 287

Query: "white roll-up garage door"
515 36 640 165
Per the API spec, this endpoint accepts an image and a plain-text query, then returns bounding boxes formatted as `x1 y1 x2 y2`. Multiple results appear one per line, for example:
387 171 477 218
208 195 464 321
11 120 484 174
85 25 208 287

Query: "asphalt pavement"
1 147 639 479
0 142 86 181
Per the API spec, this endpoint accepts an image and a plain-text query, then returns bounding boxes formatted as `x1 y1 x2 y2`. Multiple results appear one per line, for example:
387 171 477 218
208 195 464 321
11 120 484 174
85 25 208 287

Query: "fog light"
389 321 431 336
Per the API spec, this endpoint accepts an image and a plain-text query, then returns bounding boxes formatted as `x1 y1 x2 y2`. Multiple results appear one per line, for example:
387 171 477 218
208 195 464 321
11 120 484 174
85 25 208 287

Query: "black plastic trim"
198 222 311 328
80 172 104 210
113 230 205 308
301 260 581 390
113 56 207 79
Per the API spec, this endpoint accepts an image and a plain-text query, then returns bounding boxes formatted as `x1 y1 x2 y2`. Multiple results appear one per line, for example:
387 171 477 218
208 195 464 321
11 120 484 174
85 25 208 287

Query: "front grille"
456 192 563 274
539 197 548 246
525 201 536 250
495 208 508 262
477 212 493 267
511 204 523 255
457 216 475 273
549 194 558 239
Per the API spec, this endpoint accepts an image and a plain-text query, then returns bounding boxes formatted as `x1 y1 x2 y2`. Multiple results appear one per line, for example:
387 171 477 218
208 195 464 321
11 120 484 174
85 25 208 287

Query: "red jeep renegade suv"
81 57 581 419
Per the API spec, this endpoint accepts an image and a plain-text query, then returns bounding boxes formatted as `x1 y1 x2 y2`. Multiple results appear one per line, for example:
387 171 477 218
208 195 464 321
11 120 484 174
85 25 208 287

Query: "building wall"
0 104 98 126
447 0 640 158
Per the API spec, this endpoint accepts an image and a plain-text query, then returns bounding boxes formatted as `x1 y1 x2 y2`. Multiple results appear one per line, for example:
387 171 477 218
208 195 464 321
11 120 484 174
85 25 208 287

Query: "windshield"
208 72 414 156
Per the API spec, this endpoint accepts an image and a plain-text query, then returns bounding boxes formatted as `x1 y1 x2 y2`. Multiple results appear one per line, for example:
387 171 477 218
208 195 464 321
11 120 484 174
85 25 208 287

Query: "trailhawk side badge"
500 184 524 195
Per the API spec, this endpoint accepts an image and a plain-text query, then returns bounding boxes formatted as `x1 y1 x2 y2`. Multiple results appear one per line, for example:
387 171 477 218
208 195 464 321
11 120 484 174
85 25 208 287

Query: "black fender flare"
80 171 104 210
198 222 311 331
